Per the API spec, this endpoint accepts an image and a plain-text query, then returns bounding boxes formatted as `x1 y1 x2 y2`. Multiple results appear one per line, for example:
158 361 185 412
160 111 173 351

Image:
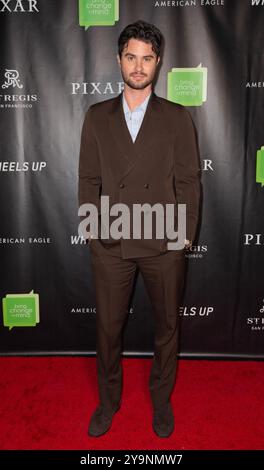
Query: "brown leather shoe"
88 404 120 437
152 402 174 438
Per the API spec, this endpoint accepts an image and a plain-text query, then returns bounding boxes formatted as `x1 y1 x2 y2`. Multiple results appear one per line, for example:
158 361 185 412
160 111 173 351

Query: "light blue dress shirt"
122 91 151 142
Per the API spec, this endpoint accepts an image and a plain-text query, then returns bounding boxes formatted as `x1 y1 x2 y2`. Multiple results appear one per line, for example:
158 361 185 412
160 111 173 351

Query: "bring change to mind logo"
256 146 264 187
167 64 207 106
79 0 119 30
2 290 39 330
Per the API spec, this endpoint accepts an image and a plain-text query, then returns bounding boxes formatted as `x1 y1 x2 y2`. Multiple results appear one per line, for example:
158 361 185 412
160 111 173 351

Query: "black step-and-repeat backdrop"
0 0 263 357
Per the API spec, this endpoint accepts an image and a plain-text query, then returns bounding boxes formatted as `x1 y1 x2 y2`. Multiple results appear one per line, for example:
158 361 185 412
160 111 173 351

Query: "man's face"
117 38 160 90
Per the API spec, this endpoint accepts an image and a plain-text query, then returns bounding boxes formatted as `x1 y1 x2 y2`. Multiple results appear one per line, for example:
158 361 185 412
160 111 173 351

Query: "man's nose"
135 59 143 71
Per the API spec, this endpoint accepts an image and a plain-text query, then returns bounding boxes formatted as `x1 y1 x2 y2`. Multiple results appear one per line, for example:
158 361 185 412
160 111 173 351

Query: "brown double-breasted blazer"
78 91 201 258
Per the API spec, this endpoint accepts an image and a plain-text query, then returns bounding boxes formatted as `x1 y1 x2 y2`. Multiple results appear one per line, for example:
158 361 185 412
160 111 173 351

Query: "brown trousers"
90 239 186 412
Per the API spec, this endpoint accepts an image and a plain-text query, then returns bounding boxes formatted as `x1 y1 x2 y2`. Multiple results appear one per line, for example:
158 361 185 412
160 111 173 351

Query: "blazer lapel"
108 90 163 182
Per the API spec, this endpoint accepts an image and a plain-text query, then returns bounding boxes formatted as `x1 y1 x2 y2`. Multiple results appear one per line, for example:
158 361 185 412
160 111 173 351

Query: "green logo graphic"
256 146 264 187
167 64 207 106
2 290 40 330
79 0 119 29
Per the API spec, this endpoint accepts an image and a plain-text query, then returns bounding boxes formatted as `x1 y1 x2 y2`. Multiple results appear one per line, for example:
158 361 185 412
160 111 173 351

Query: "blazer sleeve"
78 107 102 213
173 108 201 242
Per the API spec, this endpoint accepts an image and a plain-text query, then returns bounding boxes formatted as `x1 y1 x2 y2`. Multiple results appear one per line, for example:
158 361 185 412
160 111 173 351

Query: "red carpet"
0 357 263 450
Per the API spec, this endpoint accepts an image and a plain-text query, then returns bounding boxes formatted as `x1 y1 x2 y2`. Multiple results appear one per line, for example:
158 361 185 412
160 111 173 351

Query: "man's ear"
117 54 121 67
156 56 160 66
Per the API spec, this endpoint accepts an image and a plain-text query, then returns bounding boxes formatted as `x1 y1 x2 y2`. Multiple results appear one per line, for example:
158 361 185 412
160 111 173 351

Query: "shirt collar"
122 91 152 115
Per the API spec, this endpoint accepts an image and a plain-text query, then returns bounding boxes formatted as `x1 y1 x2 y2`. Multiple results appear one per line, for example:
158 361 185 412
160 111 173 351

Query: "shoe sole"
152 427 174 438
88 424 111 437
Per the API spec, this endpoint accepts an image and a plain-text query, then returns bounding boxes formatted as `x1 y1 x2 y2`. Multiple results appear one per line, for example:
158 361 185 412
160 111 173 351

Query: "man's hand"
184 239 192 249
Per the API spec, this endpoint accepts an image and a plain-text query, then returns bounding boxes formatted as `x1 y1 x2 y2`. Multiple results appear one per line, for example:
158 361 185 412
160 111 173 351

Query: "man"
78 20 201 438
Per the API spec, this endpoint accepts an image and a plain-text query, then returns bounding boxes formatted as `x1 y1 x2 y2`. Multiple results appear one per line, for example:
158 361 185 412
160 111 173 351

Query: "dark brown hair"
118 20 163 59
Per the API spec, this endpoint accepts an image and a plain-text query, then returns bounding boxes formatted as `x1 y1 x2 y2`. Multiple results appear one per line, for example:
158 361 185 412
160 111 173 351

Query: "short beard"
122 73 154 91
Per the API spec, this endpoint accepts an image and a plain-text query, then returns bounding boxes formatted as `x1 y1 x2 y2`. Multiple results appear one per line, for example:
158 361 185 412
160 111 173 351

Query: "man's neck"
123 85 152 112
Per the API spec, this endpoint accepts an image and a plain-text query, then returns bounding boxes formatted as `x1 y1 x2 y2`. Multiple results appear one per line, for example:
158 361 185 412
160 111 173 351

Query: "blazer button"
119 183 125 188
144 183 149 189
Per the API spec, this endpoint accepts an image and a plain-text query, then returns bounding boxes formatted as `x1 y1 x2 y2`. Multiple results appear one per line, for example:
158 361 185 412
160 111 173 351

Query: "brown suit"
78 91 200 412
